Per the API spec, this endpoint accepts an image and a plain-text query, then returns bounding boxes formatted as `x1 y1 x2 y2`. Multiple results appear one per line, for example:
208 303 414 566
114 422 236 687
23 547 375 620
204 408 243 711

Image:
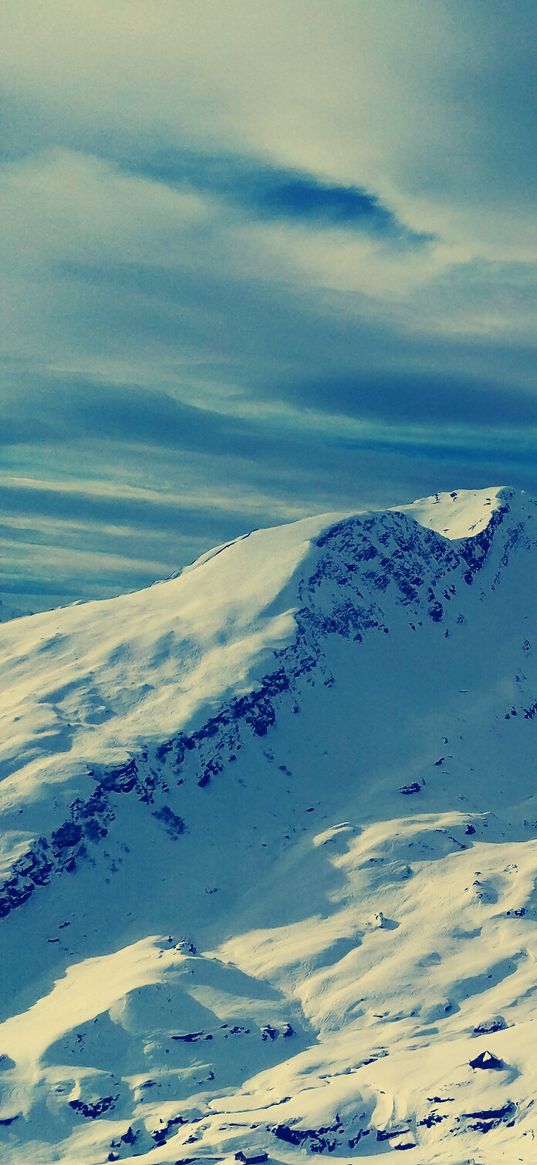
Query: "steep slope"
1 486 537 1165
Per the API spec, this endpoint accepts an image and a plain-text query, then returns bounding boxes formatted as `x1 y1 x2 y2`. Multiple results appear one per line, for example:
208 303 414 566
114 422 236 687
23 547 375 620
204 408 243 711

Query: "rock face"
0 487 537 1164
469 1050 505 1071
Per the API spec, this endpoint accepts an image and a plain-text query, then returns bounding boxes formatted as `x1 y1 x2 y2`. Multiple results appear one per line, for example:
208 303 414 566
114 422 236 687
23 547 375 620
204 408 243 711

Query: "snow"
0 511 339 812
398 485 506 538
1 486 537 1164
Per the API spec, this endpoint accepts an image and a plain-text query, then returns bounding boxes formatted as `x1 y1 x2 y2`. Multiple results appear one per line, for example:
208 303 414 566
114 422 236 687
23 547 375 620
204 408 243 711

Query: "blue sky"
1 0 536 609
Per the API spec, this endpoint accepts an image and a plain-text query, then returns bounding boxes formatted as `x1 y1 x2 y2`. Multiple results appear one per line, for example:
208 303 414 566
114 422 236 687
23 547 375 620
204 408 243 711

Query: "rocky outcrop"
69 1094 118 1119
0 500 518 923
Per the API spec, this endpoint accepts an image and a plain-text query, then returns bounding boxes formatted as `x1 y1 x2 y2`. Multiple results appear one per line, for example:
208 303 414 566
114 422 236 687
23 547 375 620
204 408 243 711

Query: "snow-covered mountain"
1 486 537 1165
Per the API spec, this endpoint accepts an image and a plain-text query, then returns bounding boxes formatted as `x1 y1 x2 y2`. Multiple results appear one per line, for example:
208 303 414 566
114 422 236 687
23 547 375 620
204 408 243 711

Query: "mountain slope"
1 486 537 1164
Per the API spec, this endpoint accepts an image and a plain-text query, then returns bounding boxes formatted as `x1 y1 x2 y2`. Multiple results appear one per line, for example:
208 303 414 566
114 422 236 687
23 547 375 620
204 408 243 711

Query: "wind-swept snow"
397 485 505 537
0 511 340 810
1 486 537 1164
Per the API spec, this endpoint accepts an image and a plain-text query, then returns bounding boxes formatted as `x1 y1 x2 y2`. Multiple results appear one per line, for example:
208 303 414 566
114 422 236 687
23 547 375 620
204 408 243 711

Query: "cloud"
113 147 429 242
0 1 536 609
2 2 535 247
280 368 537 430
0 369 255 453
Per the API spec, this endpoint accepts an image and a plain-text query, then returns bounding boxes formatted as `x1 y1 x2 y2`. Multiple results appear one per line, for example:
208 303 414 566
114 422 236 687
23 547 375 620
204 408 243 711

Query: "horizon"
0 483 513 621
1 1 536 612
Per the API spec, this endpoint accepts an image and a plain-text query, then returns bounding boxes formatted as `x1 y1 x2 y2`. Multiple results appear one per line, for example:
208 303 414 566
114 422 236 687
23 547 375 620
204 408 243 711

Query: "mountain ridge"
1 485 537 1164
0 487 520 892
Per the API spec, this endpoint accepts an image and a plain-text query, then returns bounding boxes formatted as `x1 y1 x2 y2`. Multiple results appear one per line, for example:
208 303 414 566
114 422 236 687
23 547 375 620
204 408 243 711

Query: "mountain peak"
0 487 530 807
1 484 537 1164
397 484 516 539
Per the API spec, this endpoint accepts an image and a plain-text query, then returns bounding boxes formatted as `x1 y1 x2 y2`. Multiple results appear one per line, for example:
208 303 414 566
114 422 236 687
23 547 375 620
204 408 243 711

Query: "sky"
1 0 536 612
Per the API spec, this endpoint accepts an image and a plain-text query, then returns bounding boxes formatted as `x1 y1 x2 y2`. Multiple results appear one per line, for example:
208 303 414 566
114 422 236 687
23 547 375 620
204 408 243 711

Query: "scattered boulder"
469 1049 504 1071
152 806 185 839
69 1094 118 1119
151 1114 187 1146
235 1153 268 1164
174 939 197 955
418 1112 448 1128
376 1127 412 1142
473 1016 507 1035
272 1120 339 1152
171 1031 212 1043
461 1100 517 1134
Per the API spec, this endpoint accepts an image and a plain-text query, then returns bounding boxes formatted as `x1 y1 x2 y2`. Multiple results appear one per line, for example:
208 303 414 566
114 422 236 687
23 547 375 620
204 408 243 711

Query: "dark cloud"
280 369 537 430
113 148 430 242
0 93 429 243
0 368 257 453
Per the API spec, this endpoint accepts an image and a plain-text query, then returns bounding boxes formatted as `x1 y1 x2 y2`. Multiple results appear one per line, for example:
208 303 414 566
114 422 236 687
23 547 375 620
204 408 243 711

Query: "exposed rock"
235 1153 268 1163
151 1114 187 1145
171 1031 213 1043
473 1016 507 1035
52 822 83 849
69 1094 118 1119
469 1050 504 1071
152 805 186 838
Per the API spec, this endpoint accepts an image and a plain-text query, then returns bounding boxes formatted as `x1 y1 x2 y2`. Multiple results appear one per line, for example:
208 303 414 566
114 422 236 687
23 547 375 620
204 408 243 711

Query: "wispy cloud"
0 0 536 608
